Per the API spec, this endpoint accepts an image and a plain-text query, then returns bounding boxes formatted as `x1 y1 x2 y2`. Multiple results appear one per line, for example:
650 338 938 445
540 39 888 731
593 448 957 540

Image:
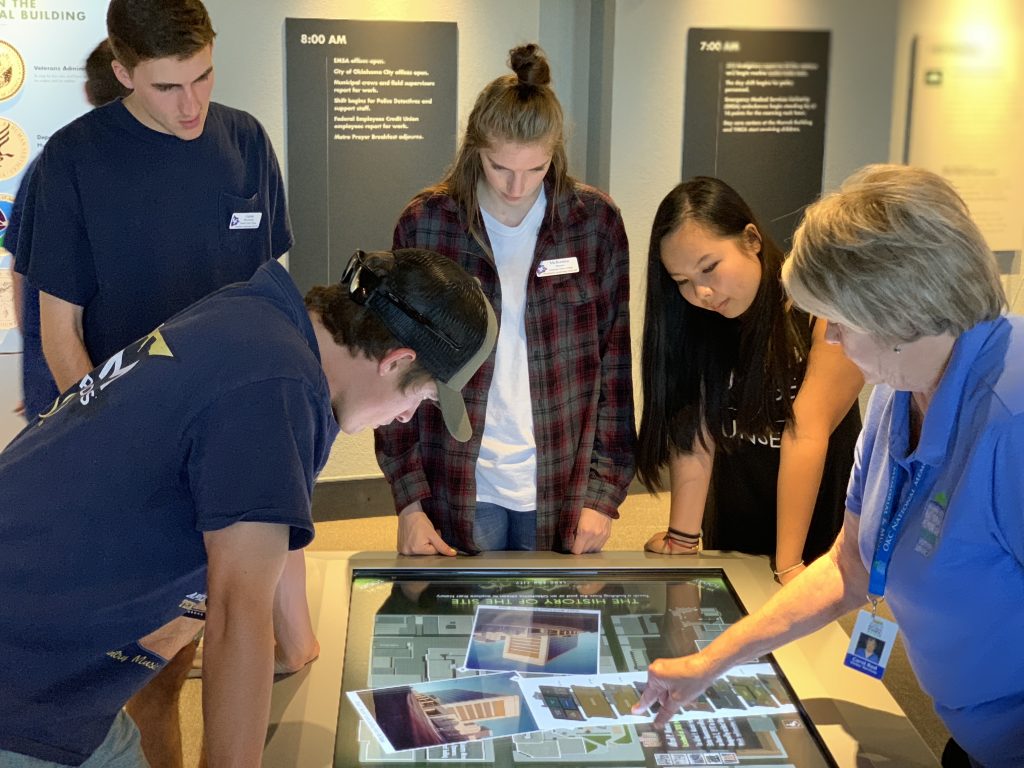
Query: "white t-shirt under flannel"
475 188 547 510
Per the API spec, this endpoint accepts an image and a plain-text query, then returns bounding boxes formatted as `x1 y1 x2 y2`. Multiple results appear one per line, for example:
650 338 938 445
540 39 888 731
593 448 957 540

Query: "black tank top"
703 315 862 562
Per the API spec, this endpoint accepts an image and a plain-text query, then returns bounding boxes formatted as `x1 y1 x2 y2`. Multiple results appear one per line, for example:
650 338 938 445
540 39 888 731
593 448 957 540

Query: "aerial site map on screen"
336 569 835 767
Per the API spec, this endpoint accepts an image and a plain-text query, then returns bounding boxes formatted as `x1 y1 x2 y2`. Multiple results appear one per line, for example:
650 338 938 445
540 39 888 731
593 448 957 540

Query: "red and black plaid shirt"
375 179 636 553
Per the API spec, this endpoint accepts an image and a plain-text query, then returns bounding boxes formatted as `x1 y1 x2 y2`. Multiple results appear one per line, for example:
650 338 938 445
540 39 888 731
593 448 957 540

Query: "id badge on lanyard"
843 460 931 680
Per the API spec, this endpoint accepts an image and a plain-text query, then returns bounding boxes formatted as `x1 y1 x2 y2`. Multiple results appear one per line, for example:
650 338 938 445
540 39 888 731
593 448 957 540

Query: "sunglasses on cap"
341 250 462 351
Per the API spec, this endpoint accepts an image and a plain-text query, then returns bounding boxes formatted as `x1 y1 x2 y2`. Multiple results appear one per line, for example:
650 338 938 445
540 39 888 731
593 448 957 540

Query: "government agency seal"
0 41 26 101
0 118 29 180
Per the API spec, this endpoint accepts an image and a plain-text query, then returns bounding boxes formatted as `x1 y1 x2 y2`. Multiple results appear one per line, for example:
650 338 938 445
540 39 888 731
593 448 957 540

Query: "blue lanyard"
868 459 931 604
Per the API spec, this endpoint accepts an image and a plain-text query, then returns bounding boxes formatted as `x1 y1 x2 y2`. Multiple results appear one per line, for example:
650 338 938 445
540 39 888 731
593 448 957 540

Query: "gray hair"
782 164 1005 342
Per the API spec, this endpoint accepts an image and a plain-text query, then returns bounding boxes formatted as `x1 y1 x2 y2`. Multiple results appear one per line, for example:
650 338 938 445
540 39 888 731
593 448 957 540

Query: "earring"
892 344 902 354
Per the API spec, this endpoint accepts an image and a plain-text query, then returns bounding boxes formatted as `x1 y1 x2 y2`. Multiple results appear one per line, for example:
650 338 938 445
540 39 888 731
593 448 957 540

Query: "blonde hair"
784 164 1005 341
423 44 570 246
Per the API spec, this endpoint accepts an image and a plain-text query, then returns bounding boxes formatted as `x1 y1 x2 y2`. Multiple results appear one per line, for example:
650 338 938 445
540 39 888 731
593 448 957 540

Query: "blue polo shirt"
0 260 338 765
848 316 1024 766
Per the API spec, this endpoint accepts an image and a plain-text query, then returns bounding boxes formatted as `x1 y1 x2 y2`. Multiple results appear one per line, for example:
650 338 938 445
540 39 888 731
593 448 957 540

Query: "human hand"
274 637 319 675
397 504 456 556
570 507 612 554
644 531 700 555
632 653 716 728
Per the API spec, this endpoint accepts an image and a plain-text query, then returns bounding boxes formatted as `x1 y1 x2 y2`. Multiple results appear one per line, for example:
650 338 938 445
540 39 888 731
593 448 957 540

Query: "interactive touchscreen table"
264 551 938 768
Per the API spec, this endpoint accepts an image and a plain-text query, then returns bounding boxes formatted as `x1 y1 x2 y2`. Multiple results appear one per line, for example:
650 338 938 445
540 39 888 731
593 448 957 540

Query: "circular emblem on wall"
0 118 29 181
0 192 15 251
0 41 26 102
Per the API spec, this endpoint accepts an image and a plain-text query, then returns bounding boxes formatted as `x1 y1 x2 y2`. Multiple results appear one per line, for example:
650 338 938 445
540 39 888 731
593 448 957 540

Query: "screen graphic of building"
425 688 522 722
502 631 580 665
475 618 585 665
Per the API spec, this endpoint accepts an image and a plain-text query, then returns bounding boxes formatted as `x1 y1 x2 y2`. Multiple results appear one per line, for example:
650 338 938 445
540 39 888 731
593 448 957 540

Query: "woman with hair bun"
376 44 635 556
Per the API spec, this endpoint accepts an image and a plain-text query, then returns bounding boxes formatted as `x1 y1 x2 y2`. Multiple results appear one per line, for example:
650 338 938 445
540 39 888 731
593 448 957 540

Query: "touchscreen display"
336 569 835 767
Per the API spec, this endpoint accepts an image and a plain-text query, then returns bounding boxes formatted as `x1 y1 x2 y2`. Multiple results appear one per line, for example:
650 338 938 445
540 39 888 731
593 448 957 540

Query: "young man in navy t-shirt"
0 249 497 767
16 0 291 391
13 1 290 762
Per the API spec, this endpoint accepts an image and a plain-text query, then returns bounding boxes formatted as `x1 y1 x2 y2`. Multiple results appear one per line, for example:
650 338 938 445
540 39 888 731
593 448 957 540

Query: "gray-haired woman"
634 164 1024 768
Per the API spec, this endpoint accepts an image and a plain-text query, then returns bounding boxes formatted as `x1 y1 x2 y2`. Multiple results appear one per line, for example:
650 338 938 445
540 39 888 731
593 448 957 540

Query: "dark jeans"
472 502 537 551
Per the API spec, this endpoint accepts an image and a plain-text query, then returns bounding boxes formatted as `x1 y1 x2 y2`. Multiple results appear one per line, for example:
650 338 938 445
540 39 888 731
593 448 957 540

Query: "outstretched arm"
635 511 868 726
203 522 289 766
774 320 864 582
12 271 23 329
376 210 438 542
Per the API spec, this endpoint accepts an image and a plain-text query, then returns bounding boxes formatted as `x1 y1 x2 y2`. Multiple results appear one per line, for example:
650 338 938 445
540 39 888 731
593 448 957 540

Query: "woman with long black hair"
637 177 863 583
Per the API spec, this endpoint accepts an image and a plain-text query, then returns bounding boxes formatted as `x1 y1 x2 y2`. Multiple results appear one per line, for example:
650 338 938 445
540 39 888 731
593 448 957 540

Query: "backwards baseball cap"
342 249 497 441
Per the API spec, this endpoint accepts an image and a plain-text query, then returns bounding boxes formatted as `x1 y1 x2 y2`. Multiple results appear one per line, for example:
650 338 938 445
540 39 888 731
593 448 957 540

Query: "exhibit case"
263 551 938 767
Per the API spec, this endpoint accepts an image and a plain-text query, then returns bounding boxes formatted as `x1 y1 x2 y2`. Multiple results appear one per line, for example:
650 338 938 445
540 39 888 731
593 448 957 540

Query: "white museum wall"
892 0 1024 314
890 0 1024 168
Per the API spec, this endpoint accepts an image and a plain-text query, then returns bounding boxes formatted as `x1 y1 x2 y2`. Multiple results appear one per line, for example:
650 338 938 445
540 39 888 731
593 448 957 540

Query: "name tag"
229 212 263 230
843 609 899 680
536 257 579 277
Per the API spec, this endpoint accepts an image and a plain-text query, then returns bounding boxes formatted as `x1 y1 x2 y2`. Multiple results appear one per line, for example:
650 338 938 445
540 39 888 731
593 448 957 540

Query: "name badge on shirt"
843 609 899 679
229 212 263 230
536 257 579 277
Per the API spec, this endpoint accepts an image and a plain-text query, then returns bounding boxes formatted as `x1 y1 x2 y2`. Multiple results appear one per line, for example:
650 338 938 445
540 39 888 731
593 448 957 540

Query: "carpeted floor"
178 489 948 766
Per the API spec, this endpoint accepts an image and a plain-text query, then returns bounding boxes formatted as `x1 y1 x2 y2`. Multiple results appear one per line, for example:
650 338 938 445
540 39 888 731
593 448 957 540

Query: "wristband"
772 560 805 578
666 526 701 542
664 536 699 550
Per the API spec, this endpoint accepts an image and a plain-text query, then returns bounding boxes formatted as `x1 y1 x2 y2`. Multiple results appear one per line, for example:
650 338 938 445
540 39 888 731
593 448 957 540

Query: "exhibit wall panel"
203 0 594 481
608 0 898 404
892 0 1024 315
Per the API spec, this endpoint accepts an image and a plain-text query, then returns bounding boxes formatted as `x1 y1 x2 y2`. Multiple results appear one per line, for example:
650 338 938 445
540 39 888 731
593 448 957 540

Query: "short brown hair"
305 249 497 395
85 40 131 106
305 282 429 393
107 0 216 72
